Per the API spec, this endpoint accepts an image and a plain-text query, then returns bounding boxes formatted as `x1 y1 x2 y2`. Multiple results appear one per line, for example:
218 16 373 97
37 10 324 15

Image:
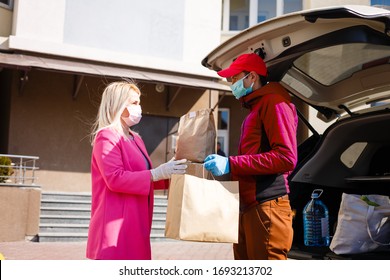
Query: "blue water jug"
303 189 330 246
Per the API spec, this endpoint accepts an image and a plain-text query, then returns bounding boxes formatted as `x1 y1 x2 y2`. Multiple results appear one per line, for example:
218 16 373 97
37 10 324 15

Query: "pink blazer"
86 128 167 260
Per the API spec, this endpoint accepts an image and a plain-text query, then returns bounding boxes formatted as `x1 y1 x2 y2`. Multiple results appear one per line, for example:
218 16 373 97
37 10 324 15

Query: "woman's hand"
150 158 188 181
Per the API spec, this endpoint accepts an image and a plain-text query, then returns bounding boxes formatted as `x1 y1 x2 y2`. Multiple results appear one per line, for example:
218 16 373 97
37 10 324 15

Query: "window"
217 108 230 156
371 0 390 7
217 109 229 130
293 43 390 86
257 0 276 23
0 0 13 9
229 0 249 30
222 0 302 32
284 0 302 14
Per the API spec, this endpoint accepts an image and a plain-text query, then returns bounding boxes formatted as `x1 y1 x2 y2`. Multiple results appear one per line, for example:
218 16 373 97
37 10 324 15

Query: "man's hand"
204 154 230 176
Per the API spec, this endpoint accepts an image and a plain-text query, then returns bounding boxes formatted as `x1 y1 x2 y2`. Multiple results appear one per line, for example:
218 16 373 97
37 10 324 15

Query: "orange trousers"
233 195 294 260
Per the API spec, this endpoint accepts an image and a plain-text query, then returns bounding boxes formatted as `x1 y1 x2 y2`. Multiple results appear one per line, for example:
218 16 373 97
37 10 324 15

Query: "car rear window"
293 43 390 86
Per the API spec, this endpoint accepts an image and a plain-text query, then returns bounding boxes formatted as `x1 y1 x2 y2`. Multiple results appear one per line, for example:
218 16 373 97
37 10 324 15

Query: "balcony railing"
0 154 39 187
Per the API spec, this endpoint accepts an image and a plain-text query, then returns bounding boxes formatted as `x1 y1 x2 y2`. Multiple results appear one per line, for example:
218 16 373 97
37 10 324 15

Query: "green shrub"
0 156 14 183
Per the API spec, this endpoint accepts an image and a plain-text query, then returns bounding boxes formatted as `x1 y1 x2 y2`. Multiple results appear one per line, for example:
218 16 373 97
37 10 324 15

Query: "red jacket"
229 82 298 210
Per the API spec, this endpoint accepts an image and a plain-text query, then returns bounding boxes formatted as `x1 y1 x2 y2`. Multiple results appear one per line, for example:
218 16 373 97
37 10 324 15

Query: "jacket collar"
240 82 291 109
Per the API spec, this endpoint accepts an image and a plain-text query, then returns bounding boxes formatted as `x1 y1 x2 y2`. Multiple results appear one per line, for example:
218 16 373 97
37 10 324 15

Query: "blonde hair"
91 81 141 144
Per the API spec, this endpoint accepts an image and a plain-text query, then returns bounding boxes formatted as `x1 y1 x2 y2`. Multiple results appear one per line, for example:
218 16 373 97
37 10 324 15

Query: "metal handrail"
0 154 39 186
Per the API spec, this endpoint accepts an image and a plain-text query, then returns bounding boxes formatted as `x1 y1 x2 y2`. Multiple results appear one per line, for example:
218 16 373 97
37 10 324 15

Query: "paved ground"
0 240 234 260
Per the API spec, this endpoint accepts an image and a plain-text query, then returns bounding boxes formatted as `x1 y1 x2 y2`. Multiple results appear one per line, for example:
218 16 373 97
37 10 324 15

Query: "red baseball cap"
217 53 267 78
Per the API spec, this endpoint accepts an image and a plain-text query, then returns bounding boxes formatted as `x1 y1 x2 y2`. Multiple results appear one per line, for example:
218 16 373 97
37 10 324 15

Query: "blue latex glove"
203 154 230 176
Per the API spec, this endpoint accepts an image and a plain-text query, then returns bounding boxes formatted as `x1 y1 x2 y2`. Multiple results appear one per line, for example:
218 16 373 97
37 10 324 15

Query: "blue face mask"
230 74 254 99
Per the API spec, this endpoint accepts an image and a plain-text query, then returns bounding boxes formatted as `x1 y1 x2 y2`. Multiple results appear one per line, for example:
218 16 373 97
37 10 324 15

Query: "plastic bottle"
303 189 330 246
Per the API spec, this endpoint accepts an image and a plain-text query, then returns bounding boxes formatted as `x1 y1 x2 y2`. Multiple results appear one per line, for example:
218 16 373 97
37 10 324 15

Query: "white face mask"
122 104 142 127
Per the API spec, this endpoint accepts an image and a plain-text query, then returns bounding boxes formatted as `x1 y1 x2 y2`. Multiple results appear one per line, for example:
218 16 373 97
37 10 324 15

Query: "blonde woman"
86 81 187 260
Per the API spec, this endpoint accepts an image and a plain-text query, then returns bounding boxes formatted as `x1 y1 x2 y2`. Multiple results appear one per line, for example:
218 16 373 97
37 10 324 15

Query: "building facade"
0 0 383 193
0 0 229 192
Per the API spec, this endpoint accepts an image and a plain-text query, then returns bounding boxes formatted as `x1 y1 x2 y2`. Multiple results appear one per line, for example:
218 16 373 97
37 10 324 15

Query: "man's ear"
249 71 259 83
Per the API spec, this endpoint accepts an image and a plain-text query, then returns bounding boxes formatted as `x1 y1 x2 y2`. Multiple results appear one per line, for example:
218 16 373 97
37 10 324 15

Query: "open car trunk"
201 5 390 260
288 109 390 259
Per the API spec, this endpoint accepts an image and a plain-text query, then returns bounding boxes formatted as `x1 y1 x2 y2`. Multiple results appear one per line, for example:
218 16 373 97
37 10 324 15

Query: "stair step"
41 200 91 208
153 213 167 220
40 215 91 224
151 228 166 235
41 191 91 201
152 219 167 227
40 199 91 203
40 207 91 216
39 223 89 233
153 204 168 210
38 232 88 242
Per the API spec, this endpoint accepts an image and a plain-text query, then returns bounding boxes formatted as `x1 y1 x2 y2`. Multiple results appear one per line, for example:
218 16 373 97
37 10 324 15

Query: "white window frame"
217 108 230 157
0 0 13 10
222 0 286 34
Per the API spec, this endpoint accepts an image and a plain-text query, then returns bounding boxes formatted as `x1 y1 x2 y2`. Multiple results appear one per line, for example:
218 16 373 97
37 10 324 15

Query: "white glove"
150 158 188 181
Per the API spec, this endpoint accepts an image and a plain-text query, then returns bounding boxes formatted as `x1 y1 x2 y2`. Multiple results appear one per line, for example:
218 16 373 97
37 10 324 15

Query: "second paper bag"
175 108 216 162
165 174 239 243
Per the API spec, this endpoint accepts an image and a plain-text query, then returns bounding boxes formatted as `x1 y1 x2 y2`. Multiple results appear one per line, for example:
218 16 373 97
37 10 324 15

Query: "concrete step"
40 215 91 224
41 191 91 202
39 223 89 233
153 211 167 219
40 199 91 208
40 207 91 216
152 217 167 227
38 232 88 242
151 225 166 235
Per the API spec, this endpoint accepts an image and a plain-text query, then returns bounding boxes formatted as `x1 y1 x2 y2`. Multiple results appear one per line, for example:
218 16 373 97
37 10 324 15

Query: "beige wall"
0 7 12 36
5 69 216 192
8 71 98 192
0 186 41 241
0 6 13 50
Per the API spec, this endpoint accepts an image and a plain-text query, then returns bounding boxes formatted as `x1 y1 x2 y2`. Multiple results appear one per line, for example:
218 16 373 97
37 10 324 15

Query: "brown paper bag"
175 108 216 163
185 162 213 179
165 174 239 243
